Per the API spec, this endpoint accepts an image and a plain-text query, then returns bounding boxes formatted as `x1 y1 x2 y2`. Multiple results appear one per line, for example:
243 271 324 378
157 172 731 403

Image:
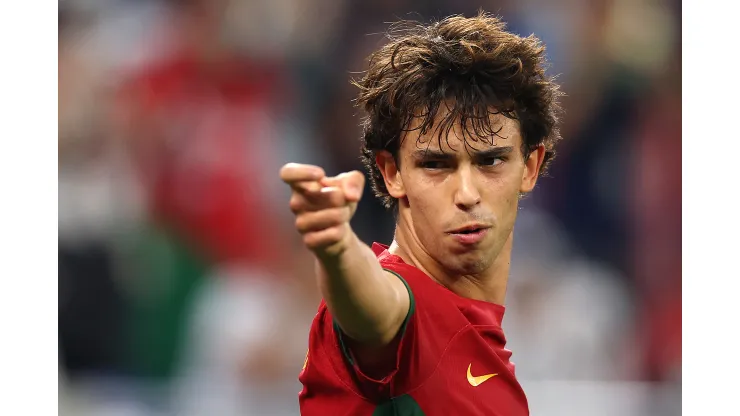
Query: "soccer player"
281 12 563 416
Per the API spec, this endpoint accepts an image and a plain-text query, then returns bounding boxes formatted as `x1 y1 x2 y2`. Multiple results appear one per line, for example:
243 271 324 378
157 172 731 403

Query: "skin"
280 106 545 370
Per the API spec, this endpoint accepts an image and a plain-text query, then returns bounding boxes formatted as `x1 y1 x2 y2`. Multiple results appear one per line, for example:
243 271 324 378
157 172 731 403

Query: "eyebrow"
412 146 515 160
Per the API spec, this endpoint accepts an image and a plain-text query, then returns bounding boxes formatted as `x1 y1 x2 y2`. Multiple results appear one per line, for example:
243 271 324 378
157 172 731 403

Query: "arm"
317 232 409 346
280 163 410 348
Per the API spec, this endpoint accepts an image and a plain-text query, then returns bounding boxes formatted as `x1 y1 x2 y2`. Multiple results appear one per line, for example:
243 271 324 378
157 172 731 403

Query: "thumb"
321 171 365 202
339 171 365 203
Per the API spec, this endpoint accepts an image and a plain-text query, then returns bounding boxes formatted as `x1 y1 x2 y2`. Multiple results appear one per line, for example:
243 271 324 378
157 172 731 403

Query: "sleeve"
313 263 464 401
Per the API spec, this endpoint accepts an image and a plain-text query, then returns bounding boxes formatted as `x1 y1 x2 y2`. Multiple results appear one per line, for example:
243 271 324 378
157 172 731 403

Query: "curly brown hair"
353 12 564 210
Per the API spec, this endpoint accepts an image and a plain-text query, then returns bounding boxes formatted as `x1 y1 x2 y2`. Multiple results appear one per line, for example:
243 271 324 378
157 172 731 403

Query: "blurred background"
58 0 681 414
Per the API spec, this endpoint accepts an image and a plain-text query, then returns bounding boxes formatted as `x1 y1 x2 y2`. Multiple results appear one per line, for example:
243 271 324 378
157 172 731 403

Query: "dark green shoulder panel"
373 394 426 416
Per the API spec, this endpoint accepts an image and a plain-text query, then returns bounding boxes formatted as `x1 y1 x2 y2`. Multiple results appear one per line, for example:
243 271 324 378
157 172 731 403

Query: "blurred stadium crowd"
58 0 681 414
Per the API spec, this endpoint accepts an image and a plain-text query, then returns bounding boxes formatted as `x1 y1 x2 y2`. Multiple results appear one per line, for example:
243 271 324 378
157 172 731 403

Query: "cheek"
483 177 521 217
407 192 442 230
403 171 442 207
404 178 447 237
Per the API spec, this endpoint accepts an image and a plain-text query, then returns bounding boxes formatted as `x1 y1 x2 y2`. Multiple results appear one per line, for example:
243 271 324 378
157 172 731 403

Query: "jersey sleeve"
304 262 466 401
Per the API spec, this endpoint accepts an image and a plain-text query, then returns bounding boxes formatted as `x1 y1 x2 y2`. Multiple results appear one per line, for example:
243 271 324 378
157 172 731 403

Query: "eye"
420 160 448 169
480 157 504 167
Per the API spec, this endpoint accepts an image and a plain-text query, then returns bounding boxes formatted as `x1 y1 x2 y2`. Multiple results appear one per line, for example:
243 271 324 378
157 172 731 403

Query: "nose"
453 166 481 210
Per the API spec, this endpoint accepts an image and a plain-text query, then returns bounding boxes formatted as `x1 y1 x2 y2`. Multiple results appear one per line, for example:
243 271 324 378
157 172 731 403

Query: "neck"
388 221 512 305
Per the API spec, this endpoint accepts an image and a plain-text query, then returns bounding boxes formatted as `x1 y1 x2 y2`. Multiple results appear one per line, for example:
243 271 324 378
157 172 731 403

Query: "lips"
447 224 491 245
447 224 491 234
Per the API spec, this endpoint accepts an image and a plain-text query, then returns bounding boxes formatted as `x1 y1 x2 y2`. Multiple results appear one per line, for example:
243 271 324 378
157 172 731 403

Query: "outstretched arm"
280 163 410 347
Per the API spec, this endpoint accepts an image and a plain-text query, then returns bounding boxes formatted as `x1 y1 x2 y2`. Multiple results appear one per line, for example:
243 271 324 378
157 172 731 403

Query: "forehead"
399 108 522 156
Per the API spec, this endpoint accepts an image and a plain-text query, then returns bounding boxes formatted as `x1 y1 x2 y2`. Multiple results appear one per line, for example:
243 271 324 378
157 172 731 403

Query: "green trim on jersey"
373 394 426 416
334 268 415 366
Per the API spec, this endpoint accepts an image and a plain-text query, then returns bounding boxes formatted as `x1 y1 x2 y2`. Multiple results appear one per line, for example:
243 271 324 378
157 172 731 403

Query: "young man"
281 12 563 416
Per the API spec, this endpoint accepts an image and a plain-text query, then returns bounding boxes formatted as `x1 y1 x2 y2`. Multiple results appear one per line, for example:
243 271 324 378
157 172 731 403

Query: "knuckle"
322 208 347 227
323 208 341 224
303 233 322 249
326 225 345 241
294 216 307 233
289 194 303 213
302 225 345 251
302 232 314 247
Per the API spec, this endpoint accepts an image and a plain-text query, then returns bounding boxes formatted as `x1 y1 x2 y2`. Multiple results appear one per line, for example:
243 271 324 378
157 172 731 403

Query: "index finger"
280 163 326 184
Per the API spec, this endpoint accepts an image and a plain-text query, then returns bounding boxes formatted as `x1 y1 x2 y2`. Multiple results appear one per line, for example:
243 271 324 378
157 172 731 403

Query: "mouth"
447 224 492 235
446 224 491 245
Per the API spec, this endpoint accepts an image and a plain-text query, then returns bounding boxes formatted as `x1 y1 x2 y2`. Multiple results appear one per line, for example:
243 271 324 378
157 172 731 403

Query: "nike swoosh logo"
467 363 498 387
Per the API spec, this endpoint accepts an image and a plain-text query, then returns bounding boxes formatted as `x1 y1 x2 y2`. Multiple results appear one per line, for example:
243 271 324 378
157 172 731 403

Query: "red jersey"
299 243 529 415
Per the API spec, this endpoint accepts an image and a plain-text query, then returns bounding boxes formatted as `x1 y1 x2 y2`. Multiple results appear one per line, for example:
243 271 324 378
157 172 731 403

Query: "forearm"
316 232 408 346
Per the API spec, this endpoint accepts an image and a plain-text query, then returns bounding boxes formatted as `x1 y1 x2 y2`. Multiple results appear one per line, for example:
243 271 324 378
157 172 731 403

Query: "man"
281 12 563 415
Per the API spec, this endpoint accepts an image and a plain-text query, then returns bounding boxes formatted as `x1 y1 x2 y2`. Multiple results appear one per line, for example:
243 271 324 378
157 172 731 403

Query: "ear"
376 151 406 199
520 144 546 193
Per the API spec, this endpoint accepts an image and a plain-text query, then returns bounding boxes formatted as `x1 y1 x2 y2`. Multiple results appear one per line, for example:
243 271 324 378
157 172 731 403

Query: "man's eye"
421 161 447 169
480 157 504 166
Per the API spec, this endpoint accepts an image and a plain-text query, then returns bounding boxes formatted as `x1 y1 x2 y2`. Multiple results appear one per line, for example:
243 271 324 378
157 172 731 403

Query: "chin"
443 253 491 275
